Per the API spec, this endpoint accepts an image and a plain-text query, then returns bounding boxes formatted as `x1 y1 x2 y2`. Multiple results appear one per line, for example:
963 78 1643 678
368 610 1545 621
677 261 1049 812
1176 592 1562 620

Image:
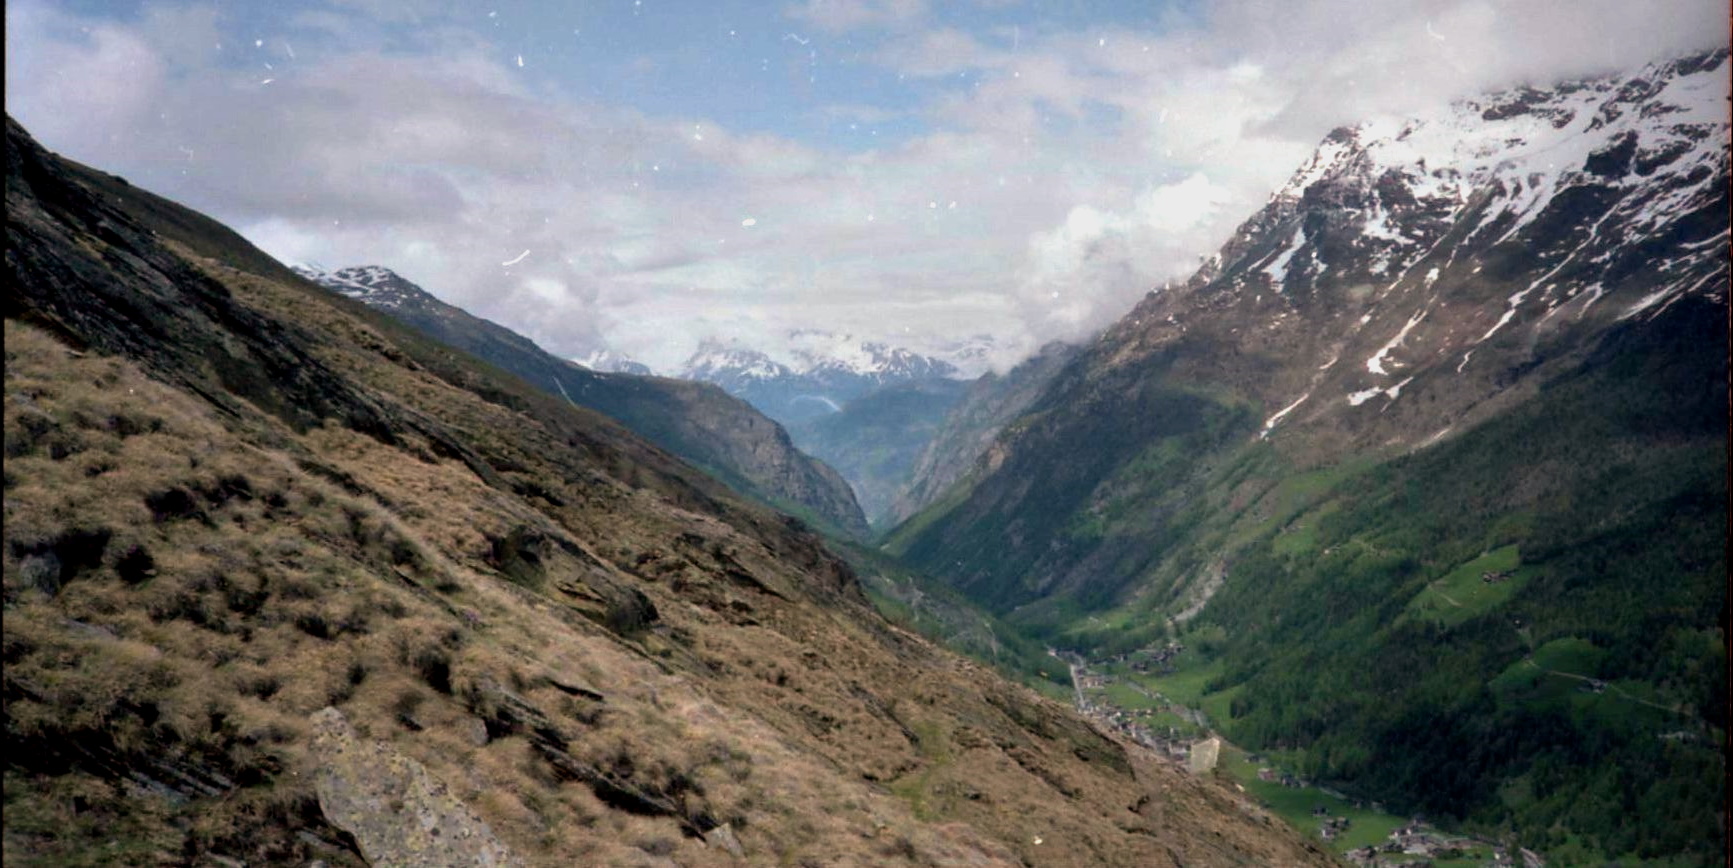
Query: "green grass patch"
1134 659 1224 709
1217 744 1407 852
1489 636 1605 696
1098 681 1163 711
1406 545 1527 625
1270 507 1331 558
1199 682 1243 728
1529 636 1605 675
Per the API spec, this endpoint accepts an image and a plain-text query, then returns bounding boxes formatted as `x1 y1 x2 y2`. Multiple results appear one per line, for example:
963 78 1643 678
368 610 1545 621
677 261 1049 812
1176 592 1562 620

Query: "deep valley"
3 24 1727 868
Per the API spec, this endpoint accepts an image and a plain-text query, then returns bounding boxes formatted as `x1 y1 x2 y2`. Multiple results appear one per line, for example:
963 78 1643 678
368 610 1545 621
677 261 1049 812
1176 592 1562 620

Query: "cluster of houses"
1061 653 1210 766
1125 642 1185 673
1316 812 1352 842
1080 642 1188 675
1080 699 1196 762
1481 569 1515 584
1340 821 1540 867
1255 765 1310 789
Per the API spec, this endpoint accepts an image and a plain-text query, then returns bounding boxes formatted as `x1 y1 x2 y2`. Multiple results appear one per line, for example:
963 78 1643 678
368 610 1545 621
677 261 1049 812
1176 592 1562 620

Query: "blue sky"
38 1 1199 139
8 0 1723 371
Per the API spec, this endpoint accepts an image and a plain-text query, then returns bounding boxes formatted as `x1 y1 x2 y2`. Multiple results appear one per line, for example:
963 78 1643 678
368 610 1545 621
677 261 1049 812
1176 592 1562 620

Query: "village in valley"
1056 646 1543 868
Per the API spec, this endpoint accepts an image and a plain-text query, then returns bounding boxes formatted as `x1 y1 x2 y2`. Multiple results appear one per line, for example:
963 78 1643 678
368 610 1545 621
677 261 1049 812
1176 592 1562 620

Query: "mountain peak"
574 349 653 376
682 332 963 382
1174 47 1728 338
682 339 796 381
293 264 434 312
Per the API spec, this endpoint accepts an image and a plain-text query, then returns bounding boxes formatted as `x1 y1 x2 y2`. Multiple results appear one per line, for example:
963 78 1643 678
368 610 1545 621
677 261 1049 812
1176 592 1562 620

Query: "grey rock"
460 715 489 748
703 823 745 859
308 707 521 867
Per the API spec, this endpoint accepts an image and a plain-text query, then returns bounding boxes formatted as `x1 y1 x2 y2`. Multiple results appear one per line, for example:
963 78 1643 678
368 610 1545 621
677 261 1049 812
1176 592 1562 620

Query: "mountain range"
292 264 870 539
674 334 1000 529
679 336 967 425
4 116 1334 866
4 41 1726 868
889 49 1728 863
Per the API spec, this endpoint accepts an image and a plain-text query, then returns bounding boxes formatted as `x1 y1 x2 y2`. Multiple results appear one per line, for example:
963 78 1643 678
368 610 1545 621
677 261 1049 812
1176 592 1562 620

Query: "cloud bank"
7 0 1723 372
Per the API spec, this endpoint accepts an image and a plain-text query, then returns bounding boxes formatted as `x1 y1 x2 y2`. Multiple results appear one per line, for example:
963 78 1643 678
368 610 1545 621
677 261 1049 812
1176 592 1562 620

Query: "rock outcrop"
309 708 521 867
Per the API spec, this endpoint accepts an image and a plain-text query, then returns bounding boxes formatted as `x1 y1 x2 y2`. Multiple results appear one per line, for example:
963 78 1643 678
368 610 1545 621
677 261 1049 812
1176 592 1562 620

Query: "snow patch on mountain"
1367 309 1427 376
1263 226 1306 285
294 264 429 311
1347 376 1413 408
682 333 962 384
1261 391 1311 437
575 350 653 376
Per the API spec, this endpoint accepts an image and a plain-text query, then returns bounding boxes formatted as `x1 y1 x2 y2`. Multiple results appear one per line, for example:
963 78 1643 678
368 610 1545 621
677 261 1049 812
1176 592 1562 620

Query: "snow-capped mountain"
785 330 966 381
678 334 964 425
682 341 798 387
1137 48 1729 445
575 350 653 376
292 263 870 534
293 264 441 312
684 334 962 384
901 46 1730 606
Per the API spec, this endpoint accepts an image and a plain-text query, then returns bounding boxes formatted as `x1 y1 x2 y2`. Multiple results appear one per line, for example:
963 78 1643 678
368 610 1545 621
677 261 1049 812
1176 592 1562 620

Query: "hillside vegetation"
4 116 1333 866
887 53 1729 863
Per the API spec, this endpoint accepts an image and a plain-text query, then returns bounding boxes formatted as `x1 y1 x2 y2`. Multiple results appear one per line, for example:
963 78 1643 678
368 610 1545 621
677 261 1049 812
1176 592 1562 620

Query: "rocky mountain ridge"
1137 48 1730 455
889 50 1728 862
292 264 870 538
680 335 965 426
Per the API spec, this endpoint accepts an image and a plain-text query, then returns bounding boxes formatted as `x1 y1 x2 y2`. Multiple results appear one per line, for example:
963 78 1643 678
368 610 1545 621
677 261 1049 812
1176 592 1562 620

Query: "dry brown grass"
6 265 1334 867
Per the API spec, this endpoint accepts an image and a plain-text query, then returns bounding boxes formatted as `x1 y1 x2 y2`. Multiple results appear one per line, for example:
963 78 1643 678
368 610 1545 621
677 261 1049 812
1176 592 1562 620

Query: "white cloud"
1015 173 1235 339
6 0 1724 375
4 8 168 162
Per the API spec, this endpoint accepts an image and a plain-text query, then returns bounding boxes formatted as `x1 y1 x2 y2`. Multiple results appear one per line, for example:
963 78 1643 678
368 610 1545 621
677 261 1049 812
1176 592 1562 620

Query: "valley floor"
1059 650 1532 868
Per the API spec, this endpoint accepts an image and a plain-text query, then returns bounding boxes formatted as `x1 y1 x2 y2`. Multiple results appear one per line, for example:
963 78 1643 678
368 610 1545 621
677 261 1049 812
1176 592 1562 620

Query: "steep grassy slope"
297 266 869 539
3 118 1333 866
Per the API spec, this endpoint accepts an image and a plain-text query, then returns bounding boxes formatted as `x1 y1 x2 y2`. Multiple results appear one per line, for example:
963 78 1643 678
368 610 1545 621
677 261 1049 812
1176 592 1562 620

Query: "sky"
7 0 1725 373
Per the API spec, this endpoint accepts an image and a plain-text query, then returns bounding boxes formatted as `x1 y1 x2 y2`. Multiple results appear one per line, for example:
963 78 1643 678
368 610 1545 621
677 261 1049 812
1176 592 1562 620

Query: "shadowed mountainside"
884 341 1080 530
783 377 969 528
